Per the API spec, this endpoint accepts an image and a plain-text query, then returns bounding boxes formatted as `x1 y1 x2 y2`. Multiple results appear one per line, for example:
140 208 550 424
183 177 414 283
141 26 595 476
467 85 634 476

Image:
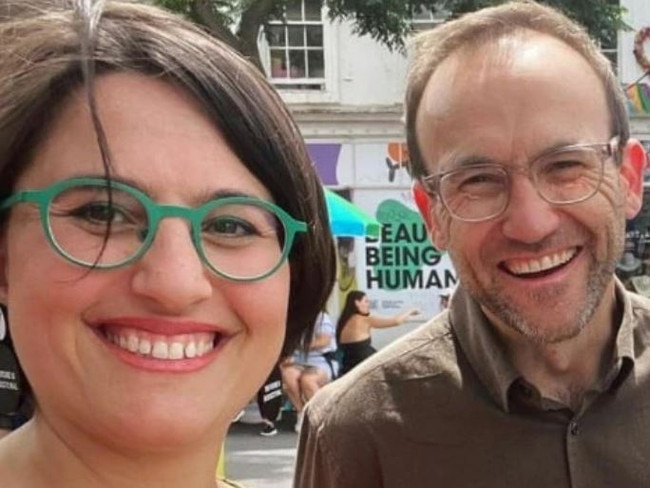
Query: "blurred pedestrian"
438 287 454 311
256 364 283 437
281 312 338 432
336 291 419 376
0 306 32 439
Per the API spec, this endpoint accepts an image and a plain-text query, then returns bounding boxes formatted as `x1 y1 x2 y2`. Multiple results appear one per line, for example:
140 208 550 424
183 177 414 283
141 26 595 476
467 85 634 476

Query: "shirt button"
569 421 579 436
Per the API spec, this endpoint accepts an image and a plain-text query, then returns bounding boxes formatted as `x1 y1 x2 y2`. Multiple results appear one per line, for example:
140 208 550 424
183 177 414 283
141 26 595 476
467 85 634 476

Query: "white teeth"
169 342 184 360
185 342 197 358
108 328 216 360
127 335 139 353
138 339 152 355
507 249 575 275
152 341 169 359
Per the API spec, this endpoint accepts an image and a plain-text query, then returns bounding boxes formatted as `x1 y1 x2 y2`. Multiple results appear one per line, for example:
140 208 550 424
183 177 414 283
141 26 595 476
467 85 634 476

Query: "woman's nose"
500 174 561 244
131 219 213 313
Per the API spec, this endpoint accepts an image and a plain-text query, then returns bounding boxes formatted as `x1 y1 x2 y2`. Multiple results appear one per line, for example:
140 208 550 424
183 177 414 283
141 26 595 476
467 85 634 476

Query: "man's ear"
412 181 448 251
619 138 646 219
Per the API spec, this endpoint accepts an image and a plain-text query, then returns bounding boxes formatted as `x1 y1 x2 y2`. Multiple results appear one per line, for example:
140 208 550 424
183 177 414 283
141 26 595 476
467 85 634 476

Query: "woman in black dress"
336 291 419 376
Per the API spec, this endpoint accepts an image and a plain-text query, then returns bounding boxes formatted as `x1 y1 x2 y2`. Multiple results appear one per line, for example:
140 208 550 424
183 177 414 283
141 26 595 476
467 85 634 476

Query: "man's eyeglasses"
0 177 307 282
420 141 618 223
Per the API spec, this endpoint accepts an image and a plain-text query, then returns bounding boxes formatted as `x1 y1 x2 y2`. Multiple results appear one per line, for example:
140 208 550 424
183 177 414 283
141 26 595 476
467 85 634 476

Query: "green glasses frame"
0 177 308 282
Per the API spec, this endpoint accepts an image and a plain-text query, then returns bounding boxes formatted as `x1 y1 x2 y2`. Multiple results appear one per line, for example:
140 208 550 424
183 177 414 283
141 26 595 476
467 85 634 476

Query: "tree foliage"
153 0 627 67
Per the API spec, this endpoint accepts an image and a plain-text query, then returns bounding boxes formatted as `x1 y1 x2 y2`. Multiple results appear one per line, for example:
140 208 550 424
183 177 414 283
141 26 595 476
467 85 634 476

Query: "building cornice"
288 104 405 139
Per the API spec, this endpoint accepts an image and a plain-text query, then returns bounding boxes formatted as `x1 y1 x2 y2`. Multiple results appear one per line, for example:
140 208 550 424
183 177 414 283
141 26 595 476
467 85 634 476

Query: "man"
294 2 650 487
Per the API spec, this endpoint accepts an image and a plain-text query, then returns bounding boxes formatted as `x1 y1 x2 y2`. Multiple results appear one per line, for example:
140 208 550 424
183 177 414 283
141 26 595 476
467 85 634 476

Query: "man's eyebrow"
438 140 583 172
438 154 500 172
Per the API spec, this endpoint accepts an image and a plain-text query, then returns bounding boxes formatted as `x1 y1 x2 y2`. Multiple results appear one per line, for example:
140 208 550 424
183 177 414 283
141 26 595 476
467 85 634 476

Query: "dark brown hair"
336 290 367 343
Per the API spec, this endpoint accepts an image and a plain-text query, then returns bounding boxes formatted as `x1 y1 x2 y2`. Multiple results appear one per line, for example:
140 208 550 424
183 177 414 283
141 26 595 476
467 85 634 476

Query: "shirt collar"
449 278 636 412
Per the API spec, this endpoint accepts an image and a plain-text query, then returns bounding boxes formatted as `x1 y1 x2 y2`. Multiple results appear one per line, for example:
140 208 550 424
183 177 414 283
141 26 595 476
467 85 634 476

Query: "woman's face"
0 73 289 449
355 295 370 315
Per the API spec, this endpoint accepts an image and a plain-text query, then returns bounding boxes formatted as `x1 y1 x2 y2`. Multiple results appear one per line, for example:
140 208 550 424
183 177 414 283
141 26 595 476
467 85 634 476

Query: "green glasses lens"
198 200 291 280
48 183 147 267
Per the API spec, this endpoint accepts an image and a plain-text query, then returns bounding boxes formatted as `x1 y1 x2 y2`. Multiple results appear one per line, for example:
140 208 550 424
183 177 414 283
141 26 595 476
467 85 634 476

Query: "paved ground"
224 406 299 488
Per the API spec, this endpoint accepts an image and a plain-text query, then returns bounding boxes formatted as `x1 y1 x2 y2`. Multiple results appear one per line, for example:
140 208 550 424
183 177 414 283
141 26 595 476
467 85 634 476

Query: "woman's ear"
412 181 448 251
619 138 646 219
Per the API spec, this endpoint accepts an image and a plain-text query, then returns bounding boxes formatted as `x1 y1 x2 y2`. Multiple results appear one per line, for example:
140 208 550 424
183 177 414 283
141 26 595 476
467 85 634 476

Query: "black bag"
322 351 340 380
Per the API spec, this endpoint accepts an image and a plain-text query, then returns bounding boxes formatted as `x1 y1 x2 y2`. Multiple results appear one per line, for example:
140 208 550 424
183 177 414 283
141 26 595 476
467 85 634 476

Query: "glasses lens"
439 166 508 221
534 147 603 204
48 184 147 267
200 202 285 279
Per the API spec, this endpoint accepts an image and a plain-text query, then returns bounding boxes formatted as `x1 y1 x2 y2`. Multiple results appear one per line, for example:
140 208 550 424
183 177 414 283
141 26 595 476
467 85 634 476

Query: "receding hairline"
415 28 609 122
405 11 625 179
410 24 603 115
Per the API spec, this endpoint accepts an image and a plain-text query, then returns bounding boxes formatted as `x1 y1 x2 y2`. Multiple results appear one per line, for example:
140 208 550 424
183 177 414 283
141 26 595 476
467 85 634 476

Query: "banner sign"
355 189 457 317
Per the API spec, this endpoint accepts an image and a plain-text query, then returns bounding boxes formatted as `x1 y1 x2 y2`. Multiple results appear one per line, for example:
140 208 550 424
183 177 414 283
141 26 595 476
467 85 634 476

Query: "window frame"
262 0 328 91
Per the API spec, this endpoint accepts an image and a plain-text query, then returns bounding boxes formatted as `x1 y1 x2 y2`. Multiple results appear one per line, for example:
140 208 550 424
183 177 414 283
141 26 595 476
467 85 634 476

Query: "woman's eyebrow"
66 174 265 204
208 189 258 200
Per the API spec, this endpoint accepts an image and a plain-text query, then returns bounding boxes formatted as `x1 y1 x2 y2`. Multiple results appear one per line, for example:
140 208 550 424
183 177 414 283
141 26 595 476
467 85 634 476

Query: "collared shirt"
294 280 650 488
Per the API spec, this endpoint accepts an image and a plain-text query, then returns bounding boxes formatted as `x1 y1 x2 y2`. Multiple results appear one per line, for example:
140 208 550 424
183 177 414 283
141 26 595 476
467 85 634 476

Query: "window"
410 6 447 32
600 36 618 75
265 0 325 90
598 0 619 75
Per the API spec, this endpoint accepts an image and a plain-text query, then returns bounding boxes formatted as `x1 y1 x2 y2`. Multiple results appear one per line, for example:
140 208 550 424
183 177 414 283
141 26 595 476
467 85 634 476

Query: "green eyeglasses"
0 177 307 282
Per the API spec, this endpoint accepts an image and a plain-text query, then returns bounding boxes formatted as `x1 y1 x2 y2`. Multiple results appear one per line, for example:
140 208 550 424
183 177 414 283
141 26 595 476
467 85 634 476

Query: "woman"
336 291 419 376
0 1 335 486
280 311 338 433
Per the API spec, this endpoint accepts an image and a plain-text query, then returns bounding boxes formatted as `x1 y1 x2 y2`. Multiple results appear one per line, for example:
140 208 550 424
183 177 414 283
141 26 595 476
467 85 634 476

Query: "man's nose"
500 174 561 244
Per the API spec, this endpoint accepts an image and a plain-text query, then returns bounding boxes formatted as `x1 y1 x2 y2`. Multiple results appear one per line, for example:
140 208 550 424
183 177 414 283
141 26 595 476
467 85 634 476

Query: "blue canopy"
324 189 381 238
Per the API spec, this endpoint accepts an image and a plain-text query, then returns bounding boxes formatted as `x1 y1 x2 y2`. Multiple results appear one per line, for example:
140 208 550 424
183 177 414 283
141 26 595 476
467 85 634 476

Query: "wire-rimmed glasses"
0 177 307 282
420 141 617 223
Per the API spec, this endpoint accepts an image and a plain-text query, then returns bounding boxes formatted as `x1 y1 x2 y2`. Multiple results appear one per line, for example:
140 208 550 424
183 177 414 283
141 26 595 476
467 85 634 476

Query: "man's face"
415 34 643 343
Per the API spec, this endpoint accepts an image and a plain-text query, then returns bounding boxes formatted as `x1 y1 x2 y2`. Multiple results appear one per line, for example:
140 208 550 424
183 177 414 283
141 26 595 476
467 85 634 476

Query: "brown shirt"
294 280 650 488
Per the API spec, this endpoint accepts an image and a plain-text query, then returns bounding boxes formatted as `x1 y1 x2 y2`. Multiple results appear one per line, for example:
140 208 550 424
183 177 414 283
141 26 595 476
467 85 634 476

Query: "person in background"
280 312 338 433
438 287 454 311
294 2 650 487
0 305 32 439
0 1 336 486
256 363 283 437
336 290 419 376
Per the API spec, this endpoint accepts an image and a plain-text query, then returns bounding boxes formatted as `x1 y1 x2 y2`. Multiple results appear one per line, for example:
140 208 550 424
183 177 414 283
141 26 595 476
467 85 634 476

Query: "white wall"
335 22 409 106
